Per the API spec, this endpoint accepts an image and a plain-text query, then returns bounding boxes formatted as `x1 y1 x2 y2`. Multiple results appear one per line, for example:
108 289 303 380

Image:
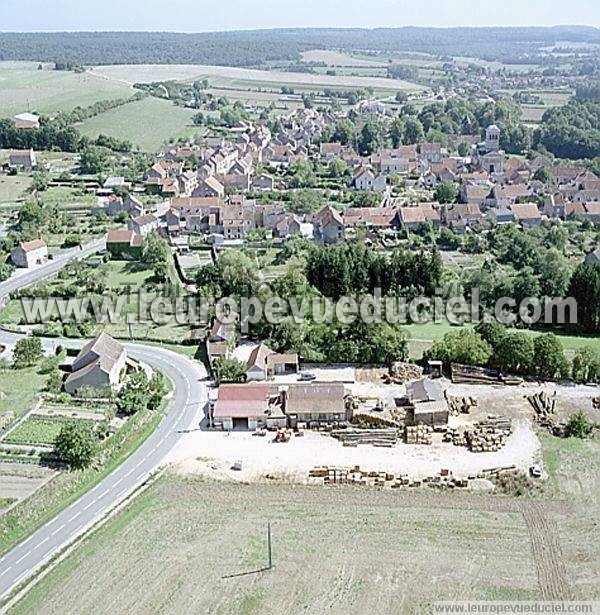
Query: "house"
207 313 238 362
212 383 281 431
274 214 301 238
380 157 409 174
510 203 541 226
103 177 130 191
252 174 275 191
489 184 532 208
489 206 515 225
193 176 225 199
10 239 47 268
319 143 345 159
283 383 350 428
343 207 398 230
445 203 484 230
403 378 448 427
314 206 345 243
105 229 143 259
12 113 40 129
64 333 127 395
8 149 37 171
398 204 440 230
128 214 159 236
353 169 386 192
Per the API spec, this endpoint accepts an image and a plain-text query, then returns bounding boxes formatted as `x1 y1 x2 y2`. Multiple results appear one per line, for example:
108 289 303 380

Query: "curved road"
0 241 208 601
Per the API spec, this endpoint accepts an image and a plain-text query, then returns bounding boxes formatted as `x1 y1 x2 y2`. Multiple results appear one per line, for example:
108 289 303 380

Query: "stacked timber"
465 416 512 452
385 362 423 384
446 394 478 416
451 363 523 386
404 424 433 445
443 427 468 447
308 465 470 489
331 428 398 447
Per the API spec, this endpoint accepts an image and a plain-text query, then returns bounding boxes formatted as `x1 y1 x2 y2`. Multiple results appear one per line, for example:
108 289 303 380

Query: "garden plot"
2 415 95 448
0 462 57 511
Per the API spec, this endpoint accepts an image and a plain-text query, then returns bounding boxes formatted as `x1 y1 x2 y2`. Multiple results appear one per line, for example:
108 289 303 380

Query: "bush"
567 411 595 439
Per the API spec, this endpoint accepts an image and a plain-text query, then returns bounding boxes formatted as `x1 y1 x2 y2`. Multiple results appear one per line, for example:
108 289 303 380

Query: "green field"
0 64 133 117
3 416 92 447
0 367 46 430
78 96 200 152
0 174 32 205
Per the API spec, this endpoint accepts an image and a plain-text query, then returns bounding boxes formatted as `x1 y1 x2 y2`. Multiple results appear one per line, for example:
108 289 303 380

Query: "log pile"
443 427 468 447
308 465 470 489
446 394 478 416
526 390 567 435
330 428 398 447
450 363 523 386
465 416 512 452
385 362 423 384
404 424 433 445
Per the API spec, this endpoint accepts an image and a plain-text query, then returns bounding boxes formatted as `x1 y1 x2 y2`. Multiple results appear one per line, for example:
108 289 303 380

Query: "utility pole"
267 522 272 570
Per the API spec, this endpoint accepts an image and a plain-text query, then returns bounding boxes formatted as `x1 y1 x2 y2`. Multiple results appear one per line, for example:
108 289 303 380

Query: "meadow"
78 96 200 152
0 63 133 117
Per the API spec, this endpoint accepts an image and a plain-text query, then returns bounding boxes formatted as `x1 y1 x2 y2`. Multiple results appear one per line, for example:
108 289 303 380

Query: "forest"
0 26 598 67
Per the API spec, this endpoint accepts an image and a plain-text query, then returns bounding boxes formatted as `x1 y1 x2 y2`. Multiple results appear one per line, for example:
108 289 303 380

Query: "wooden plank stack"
330 428 398 447
465 416 512 452
450 363 523 386
404 424 433 445
308 465 471 489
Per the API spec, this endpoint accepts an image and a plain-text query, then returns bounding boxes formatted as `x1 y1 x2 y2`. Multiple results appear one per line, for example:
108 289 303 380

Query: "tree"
389 118 404 148
288 189 323 214
142 232 170 281
433 182 458 204
533 334 568 380
288 158 316 188
402 117 424 144
571 346 600 383
148 371 167 410
213 357 246 383
568 262 600 333
426 330 492 367
13 336 43 366
331 119 356 146
567 411 595 439
475 320 507 351
46 368 64 394
31 170 49 192
79 145 108 174
117 371 152 415
55 422 98 469
493 332 534 375
457 141 470 157
358 122 382 155
328 158 348 179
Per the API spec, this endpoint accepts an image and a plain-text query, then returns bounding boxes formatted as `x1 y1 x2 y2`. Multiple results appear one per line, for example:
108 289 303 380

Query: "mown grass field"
10 476 542 614
0 367 46 428
0 64 133 117
78 96 200 152
0 174 32 206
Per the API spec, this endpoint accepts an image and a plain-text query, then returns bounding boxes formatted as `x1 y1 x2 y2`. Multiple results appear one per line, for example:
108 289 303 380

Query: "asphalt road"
0 242 208 601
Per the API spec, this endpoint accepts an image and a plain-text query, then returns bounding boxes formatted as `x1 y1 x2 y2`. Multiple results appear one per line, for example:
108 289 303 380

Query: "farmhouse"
403 378 449 427
64 333 127 394
128 214 159 236
510 202 542 226
12 112 40 129
314 206 345 243
283 383 350 428
8 149 37 171
212 383 280 431
10 239 47 268
106 229 143 259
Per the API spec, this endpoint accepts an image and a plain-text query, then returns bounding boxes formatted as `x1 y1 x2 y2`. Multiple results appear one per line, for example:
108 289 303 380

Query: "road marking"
15 551 31 565
83 500 95 511
0 566 12 578
69 511 81 522
35 537 49 549
97 489 110 500
114 478 122 487
50 524 65 537
12 569 32 587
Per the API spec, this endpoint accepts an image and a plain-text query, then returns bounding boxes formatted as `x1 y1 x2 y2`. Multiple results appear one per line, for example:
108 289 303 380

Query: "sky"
1 0 599 31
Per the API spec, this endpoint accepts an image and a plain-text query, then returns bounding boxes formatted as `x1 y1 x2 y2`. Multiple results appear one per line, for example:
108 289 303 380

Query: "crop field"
0 174 32 206
78 96 200 152
89 64 425 93
10 475 553 614
3 416 93 447
0 368 46 432
0 63 133 117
